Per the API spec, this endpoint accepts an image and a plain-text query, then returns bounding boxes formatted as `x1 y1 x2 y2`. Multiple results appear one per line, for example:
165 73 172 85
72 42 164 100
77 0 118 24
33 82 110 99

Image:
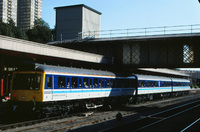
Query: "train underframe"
8 90 189 118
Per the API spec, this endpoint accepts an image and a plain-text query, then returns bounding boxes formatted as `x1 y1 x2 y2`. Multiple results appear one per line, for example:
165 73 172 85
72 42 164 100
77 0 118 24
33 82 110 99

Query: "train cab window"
13 73 41 90
94 78 98 88
58 77 66 88
72 77 78 88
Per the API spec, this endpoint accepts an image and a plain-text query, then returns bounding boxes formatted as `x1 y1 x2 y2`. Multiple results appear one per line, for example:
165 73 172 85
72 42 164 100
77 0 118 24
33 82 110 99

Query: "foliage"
26 18 52 43
0 18 54 43
0 19 28 40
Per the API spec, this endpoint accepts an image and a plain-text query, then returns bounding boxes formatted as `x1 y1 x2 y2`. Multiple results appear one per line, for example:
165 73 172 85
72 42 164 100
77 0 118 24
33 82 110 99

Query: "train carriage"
136 75 173 95
9 63 190 115
171 78 190 92
10 64 137 114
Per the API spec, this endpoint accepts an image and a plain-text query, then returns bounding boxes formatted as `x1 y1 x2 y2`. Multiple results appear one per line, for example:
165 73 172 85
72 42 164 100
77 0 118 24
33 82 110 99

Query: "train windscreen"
12 73 41 90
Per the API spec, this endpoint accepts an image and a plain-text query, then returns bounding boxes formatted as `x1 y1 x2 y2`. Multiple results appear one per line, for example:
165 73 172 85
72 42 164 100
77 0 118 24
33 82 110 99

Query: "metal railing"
78 24 200 40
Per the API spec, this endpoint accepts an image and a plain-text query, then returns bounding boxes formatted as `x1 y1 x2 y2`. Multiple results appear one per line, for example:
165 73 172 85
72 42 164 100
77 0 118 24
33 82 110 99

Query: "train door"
44 75 53 101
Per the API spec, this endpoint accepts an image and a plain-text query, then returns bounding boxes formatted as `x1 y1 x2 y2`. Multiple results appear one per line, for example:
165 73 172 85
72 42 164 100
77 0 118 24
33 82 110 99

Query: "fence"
78 24 200 40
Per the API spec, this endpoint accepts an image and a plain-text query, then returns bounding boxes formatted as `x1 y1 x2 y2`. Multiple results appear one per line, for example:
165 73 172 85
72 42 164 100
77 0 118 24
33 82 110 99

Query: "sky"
42 0 200 30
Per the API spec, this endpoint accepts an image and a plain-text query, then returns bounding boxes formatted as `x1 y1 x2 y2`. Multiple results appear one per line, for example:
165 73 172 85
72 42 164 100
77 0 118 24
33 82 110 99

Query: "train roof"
135 74 189 82
34 64 116 77
136 74 171 81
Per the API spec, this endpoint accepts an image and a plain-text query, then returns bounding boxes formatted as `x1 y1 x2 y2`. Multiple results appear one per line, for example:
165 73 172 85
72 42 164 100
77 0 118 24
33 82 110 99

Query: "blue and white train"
10 64 190 115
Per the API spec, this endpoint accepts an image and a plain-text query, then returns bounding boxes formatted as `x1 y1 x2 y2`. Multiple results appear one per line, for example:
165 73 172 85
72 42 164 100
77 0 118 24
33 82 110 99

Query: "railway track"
102 99 200 131
1 90 200 132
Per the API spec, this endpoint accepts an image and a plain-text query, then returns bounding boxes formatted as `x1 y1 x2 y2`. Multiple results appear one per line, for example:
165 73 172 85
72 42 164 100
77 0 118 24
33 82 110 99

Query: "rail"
78 24 200 40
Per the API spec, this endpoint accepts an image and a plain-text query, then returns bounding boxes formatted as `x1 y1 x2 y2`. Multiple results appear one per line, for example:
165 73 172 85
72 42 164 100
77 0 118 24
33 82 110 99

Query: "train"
9 64 190 116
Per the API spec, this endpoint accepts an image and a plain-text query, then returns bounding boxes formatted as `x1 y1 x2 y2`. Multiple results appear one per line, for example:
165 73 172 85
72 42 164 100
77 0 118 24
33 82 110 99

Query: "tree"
26 18 51 43
0 19 28 40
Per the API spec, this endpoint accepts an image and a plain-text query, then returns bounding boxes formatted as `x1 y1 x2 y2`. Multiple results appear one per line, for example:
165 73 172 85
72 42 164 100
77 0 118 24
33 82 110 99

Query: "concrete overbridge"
50 24 200 69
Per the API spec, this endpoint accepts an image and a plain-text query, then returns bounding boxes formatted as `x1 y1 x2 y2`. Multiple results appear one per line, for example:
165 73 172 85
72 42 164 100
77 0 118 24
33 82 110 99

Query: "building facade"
55 4 101 41
0 0 42 30
17 0 42 30
0 0 18 25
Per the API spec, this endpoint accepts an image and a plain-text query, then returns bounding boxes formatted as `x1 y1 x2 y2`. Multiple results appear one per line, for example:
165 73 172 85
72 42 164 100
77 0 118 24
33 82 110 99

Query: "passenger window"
141 81 144 87
94 78 98 88
89 78 93 88
67 78 70 88
79 78 82 88
155 82 158 87
58 77 66 88
106 79 110 88
83 78 89 88
101 79 105 87
72 77 78 88
99 79 102 88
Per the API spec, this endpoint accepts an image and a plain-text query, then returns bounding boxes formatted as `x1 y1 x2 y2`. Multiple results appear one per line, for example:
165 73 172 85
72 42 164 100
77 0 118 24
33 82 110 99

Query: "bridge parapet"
78 24 200 40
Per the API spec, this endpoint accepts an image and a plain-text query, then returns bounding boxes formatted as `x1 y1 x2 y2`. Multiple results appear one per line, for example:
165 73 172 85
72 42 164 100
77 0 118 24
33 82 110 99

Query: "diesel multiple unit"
10 64 190 116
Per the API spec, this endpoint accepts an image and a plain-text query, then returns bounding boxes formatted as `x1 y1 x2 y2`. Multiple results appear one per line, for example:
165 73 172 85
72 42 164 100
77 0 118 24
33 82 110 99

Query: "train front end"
10 71 45 112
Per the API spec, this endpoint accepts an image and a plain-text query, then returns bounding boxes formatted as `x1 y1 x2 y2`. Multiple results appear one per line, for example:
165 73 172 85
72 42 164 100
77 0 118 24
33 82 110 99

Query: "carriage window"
154 82 158 87
150 81 154 87
145 81 148 87
141 81 144 87
94 78 98 88
106 79 110 88
72 77 78 88
67 78 70 88
83 78 89 88
101 79 105 87
78 78 82 88
89 78 93 88
99 79 102 88
58 77 66 88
